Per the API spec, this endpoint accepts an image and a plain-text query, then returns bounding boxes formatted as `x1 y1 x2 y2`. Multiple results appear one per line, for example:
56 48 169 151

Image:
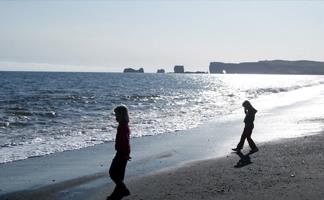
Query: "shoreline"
1 87 324 199
0 116 244 197
3 132 324 200
93 132 324 200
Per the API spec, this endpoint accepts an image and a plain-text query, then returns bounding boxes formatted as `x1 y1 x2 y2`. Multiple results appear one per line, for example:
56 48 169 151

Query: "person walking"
107 105 131 200
232 100 259 153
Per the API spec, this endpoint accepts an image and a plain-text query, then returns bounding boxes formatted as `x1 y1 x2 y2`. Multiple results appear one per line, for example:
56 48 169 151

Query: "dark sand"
90 133 324 200
2 93 324 200
2 133 324 200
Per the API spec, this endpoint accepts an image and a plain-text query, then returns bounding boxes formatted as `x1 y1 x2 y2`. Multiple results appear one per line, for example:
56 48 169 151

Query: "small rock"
217 189 225 193
290 174 295 177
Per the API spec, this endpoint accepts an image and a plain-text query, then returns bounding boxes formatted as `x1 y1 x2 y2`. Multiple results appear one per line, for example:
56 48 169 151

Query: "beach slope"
91 132 324 200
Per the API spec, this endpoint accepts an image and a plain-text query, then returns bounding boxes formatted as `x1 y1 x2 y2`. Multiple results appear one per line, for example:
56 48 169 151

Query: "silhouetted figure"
107 105 131 200
232 100 259 153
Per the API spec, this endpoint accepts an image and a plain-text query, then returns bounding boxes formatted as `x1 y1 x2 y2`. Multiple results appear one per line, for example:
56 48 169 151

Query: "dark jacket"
244 108 257 127
115 122 131 158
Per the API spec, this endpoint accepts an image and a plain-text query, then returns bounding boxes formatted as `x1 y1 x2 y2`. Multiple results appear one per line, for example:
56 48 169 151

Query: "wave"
6 109 33 116
6 109 56 118
1 73 324 164
0 122 10 128
247 87 292 97
0 94 97 109
60 95 96 101
246 81 324 98
121 95 161 101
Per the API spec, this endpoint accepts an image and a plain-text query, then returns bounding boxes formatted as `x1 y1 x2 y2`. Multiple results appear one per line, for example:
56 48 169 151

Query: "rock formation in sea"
157 69 165 73
174 65 184 73
123 68 144 73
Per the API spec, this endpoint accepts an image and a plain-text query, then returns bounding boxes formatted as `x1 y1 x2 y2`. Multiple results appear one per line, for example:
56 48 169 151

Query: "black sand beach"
2 132 324 200
102 133 324 200
1 91 324 200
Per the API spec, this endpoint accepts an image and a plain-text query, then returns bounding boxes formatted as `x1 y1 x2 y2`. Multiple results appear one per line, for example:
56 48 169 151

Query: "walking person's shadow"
233 151 253 168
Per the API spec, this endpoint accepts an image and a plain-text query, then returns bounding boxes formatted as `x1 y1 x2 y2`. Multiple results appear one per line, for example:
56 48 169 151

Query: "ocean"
1 71 324 164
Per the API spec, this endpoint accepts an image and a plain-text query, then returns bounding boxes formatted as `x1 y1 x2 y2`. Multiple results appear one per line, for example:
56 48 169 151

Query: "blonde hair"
114 105 129 123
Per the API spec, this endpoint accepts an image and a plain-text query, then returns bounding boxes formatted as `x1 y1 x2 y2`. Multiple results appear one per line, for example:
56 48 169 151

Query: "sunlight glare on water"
0 72 324 163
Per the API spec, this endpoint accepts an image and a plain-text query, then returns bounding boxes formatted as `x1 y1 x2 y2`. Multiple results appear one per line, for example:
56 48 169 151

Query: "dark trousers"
237 125 257 150
109 152 128 183
109 152 129 196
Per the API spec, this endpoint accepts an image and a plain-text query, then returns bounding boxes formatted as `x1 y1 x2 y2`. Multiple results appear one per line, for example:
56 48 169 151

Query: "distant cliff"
123 68 144 73
209 60 324 75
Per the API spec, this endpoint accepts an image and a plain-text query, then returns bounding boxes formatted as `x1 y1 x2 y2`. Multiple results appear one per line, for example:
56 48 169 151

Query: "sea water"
0 72 324 163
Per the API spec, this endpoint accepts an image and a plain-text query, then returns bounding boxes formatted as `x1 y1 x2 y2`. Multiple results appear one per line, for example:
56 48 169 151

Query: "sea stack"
123 68 144 73
157 69 165 73
174 65 184 73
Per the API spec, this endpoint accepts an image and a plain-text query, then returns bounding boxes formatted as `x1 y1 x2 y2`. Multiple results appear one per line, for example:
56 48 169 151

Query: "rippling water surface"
0 72 323 163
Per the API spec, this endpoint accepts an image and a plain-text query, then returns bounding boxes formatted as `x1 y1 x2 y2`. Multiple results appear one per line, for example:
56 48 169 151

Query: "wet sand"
1 91 324 200
97 132 324 200
3 132 324 200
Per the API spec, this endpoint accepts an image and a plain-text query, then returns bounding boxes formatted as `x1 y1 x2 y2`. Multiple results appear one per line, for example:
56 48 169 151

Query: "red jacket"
115 122 131 157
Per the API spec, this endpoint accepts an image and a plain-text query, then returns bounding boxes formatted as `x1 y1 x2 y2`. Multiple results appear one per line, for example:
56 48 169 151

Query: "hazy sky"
0 0 323 72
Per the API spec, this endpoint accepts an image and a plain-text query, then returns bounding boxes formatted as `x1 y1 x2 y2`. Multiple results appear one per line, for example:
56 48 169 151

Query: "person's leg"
114 159 130 199
108 154 120 199
109 154 120 184
245 127 258 151
236 127 248 150
108 154 129 199
247 136 257 150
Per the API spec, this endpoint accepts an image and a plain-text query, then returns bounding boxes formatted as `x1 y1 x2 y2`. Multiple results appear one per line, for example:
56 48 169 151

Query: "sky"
0 0 323 73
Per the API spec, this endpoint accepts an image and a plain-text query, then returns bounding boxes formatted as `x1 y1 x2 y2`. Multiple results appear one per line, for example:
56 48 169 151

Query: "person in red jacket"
107 105 131 200
232 100 259 153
